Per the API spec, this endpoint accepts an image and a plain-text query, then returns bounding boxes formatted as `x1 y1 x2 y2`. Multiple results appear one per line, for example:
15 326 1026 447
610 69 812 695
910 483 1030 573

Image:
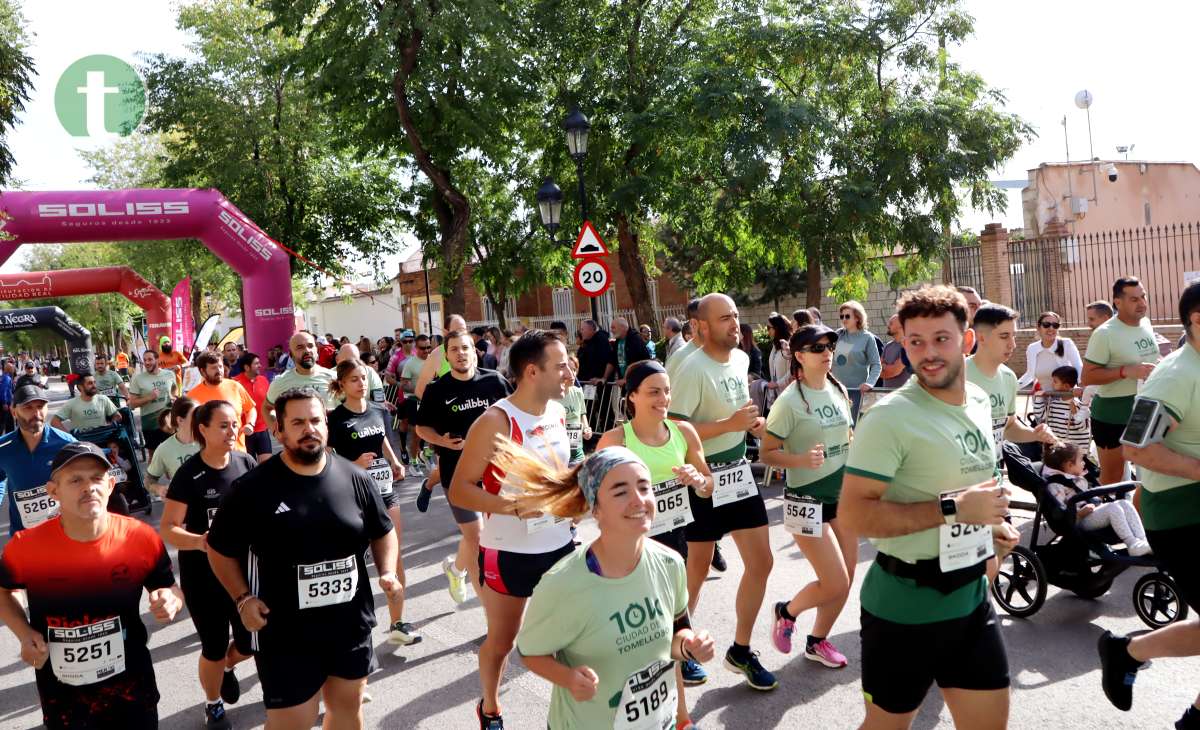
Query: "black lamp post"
538 107 599 323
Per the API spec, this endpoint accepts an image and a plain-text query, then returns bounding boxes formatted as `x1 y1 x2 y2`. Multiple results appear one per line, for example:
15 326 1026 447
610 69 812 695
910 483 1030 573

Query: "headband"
577 446 646 509
625 359 667 394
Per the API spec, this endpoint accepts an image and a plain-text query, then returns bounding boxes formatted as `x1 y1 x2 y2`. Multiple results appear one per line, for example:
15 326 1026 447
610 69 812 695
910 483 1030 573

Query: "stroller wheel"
991 545 1047 618
1134 572 1189 629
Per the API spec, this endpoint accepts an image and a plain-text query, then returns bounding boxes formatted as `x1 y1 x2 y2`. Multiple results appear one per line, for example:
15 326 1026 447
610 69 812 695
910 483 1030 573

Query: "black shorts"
684 491 769 543
1147 524 1200 612
38 668 159 730
381 488 402 510
403 397 420 423
143 426 169 451
1092 418 1126 450
255 633 378 710
245 429 272 458
181 566 254 661
441 483 479 524
650 526 689 559
861 599 1009 715
822 500 839 523
479 542 574 598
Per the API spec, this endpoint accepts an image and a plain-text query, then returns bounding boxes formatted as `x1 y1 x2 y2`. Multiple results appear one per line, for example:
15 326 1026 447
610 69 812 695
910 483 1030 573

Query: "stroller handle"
1066 481 1140 507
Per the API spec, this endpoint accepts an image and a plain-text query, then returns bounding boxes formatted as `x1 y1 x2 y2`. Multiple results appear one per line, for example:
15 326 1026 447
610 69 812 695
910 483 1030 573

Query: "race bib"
990 418 1006 458
367 457 394 496
614 659 676 730
15 486 59 529
525 513 570 535
710 460 757 507
938 491 994 572
784 493 822 537
566 425 583 450
48 617 125 686
108 466 127 483
371 390 385 403
648 479 693 537
297 556 358 609
583 384 597 401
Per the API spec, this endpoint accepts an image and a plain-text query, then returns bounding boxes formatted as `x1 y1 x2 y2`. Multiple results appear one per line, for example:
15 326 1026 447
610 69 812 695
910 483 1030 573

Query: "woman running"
159 400 258 729
596 360 714 728
511 445 716 730
144 397 200 498
762 324 857 668
327 358 419 646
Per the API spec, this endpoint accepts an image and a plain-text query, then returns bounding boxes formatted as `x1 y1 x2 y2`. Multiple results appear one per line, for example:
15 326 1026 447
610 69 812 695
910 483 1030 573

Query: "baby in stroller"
1042 441 1151 556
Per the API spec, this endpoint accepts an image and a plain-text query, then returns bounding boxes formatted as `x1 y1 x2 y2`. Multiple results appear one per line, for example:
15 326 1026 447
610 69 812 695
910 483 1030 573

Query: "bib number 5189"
624 678 670 723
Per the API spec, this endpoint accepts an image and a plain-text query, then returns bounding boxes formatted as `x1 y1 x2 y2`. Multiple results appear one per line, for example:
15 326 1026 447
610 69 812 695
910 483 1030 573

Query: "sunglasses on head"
1039 321 1060 329
801 343 836 353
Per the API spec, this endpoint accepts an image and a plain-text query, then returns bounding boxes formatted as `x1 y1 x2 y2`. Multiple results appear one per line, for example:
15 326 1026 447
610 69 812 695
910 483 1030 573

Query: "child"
105 437 133 479
1042 441 1151 556
1035 365 1092 452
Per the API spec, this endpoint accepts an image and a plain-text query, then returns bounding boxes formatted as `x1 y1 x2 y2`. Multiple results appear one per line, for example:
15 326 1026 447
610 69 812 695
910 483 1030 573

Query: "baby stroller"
991 441 1186 629
72 422 152 517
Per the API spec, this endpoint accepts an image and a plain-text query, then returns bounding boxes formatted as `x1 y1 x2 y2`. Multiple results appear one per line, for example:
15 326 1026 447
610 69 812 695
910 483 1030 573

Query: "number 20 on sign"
573 258 612 298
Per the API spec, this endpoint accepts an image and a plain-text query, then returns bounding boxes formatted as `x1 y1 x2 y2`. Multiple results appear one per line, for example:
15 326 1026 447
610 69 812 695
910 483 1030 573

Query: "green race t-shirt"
664 339 698 384
129 369 176 420
846 377 997 624
765 380 851 502
266 365 337 410
56 394 118 431
400 355 424 383
93 371 125 401
146 434 201 481
559 385 587 461
1084 316 1160 423
965 357 1017 459
516 540 687 730
1135 345 1200 530
667 348 751 462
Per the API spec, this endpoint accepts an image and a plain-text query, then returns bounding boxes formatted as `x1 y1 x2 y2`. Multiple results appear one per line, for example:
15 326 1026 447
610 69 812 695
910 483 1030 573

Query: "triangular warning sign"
571 220 610 258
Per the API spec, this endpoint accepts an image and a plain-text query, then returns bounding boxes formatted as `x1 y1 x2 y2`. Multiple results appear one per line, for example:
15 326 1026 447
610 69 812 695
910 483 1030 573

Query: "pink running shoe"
804 639 848 668
771 602 795 654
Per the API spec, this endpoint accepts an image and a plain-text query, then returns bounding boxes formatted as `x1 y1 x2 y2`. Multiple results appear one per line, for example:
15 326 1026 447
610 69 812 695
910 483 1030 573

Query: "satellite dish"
1074 90 1094 109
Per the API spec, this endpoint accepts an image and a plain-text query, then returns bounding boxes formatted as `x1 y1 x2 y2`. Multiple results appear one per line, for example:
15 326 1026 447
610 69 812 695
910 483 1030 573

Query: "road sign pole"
574 159 599 324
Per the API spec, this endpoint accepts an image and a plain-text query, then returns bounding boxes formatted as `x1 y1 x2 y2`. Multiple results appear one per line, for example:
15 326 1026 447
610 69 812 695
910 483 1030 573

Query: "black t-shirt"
206 454 393 648
416 368 511 488
327 403 392 463
165 451 258 578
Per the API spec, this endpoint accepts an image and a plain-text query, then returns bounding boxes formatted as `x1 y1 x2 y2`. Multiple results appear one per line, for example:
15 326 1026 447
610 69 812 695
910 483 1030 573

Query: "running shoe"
723 648 778 691
771 602 795 654
1098 630 1141 711
219 668 241 704
410 461 426 478
416 478 433 512
804 639 848 668
388 620 423 646
680 658 708 686
710 544 727 573
444 556 469 604
477 699 504 729
204 701 232 730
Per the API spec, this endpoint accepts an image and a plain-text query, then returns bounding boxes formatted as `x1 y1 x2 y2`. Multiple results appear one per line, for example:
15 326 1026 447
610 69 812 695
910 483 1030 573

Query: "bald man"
335 343 389 407
264 331 337 427
415 314 467 399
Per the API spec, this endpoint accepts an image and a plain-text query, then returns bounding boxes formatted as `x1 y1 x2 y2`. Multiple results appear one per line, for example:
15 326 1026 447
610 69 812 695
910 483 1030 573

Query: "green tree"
0 0 33 185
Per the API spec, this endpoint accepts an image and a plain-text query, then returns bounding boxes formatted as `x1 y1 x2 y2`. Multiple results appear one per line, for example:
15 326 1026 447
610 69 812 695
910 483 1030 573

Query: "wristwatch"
940 496 958 525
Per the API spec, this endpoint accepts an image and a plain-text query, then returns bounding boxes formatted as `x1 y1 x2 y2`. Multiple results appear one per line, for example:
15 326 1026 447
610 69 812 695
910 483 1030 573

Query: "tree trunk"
616 214 655 329
805 239 822 308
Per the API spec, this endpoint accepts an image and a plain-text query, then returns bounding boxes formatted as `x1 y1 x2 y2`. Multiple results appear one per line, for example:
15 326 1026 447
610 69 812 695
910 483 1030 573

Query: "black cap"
50 441 110 476
13 384 49 406
792 324 839 350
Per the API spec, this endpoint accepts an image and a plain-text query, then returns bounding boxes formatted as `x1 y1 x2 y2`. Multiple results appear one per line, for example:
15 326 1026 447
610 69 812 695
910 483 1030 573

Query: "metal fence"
948 244 986 299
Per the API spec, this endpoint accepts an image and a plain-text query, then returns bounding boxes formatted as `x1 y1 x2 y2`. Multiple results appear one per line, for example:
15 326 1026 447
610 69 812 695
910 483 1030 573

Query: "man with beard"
92 354 128 404
0 386 77 534
840 286 1020 730
187 351 257 453
233 352 274 462
207 388 400 730
264 331 337 428
129 349 179 455
157 336 188 391
52 375 123 432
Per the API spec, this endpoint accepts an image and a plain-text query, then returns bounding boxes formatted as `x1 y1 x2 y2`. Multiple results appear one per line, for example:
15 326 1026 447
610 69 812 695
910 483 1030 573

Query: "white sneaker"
443 556 469 605
1129 540 1153 557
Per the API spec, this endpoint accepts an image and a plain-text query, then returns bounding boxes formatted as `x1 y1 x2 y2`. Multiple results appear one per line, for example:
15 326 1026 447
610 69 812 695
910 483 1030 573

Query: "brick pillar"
979 223 1013 307
1041 219 1070 316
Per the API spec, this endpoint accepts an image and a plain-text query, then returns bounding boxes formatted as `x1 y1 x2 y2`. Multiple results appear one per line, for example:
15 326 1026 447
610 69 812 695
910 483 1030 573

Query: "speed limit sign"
573 258 612 298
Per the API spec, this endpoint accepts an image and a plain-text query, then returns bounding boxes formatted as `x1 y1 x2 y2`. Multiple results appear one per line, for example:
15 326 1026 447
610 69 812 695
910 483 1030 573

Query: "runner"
51 374 123 432
399 333 432 476
511 446 716 730
93 354 129 404
128 348 179 455
160 400 258 729
664 297 702 384
667 293 776 690
840 285 1019 730
448 330 576 729
264 331 337 428
560 355 591 464
415 314 467 400
207 387 401 730
1082 276 1161 485
760 324 857 669
415 329 510 604
596 359 714 727
144 397 201 498
115 350 130 378
0 386 76 535
1097 280 1200 727
231 352 273 463
187 351 257 452
327 358 420 646
336 344 387 405
157 336 188 390
0 441 183 729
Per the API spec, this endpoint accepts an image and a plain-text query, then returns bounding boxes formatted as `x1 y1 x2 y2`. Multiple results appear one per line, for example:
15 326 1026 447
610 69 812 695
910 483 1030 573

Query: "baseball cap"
13 384 49 406
49 442 110 476
792 324 839 350
400 329 415 340
159 336 172 346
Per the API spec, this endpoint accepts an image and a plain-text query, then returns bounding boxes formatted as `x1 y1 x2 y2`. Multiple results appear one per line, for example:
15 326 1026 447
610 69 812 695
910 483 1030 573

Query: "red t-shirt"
233 372 270 433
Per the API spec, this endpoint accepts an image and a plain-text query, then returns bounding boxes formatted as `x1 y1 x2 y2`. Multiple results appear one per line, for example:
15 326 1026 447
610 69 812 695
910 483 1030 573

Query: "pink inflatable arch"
0 189 294 356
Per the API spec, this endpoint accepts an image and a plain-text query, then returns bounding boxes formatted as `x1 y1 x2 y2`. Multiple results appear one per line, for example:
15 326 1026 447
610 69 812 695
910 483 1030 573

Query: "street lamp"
536 178 564 237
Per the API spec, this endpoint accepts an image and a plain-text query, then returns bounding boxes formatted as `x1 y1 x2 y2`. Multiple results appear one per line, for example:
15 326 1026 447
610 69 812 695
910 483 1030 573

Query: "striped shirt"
1035 395 1092 451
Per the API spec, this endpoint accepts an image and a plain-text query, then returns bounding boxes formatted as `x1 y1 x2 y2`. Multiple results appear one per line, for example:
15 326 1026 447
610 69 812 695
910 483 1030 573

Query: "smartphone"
1120 397 1164 448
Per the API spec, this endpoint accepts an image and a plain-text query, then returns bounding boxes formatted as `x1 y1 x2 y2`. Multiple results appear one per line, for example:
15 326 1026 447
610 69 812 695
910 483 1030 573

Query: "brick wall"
1009 324 1182 375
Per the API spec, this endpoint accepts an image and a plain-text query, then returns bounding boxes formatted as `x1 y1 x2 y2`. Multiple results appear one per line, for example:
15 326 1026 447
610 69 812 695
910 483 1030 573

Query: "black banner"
0 306 94 375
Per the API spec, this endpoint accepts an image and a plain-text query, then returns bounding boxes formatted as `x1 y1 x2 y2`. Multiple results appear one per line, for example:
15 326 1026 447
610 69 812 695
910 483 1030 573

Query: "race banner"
170 277 194 353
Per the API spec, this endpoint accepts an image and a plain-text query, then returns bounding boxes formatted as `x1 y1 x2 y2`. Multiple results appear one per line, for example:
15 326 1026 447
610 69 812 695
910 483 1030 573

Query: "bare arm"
1124 442 1200 482
50 416 66 430
415 425 461 450
1081 361 1125 387
676 421 715 495
840 472 1007 538
595 426 624 450
0 589 47 670
369 529 399 579
208 546 251 602
880 358 906 380
159 499 206 552
759 432 811 470
414 349 443 399
448 408 522 515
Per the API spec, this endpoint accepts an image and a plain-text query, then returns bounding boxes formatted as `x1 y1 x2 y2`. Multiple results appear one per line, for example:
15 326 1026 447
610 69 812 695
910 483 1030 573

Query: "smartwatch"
940 496 958 525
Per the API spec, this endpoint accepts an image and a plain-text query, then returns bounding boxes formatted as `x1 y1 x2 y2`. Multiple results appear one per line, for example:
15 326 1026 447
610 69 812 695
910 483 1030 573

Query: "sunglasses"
1039 322 1061 329
801 343 836 353
417 345 433 352
840 314 854 320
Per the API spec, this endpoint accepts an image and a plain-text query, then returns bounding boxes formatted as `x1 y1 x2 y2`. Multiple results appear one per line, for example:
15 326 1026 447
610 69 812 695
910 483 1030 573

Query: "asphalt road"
0 384 1196 729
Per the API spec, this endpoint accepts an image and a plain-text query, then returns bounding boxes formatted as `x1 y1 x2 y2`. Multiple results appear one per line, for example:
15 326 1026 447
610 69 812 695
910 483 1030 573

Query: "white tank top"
480 398 574 553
